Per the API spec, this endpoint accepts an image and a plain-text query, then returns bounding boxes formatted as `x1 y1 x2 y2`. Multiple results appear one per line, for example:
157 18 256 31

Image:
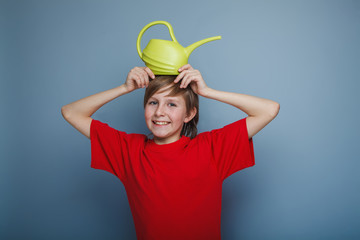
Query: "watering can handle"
137 20 178 59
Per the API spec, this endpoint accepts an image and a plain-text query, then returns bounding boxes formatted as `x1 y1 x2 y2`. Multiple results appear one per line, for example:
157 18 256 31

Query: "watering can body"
137 21 221 75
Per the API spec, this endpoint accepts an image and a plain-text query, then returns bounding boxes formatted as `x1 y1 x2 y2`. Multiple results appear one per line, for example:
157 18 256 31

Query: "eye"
168 103 177 107
148 101 158 105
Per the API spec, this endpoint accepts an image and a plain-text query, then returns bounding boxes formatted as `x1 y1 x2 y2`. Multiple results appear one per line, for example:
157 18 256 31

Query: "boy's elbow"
61 105 71 120
269 101 280 119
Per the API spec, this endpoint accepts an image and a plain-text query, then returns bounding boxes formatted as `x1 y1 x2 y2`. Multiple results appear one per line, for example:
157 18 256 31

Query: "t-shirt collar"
145 135 190 152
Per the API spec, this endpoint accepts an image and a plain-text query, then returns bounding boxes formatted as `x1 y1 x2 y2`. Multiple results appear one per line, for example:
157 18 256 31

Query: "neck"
153 135 181 145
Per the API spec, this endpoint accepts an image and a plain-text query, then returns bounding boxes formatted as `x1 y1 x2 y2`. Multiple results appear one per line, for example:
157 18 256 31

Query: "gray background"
2 0 360 239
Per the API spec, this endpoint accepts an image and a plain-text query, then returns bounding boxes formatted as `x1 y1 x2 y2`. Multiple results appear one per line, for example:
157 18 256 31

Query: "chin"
152 132 171 139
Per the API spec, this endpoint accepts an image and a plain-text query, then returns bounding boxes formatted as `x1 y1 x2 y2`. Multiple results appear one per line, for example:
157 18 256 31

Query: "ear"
184 107 197 123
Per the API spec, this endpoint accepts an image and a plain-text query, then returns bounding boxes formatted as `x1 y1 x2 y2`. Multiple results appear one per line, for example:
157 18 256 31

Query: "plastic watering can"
137 20 221 75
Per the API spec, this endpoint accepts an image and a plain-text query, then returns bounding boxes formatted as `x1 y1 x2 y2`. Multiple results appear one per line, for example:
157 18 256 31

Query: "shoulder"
91 119 147 142
189 118 248 148
196 118 247 137
213 118 247 132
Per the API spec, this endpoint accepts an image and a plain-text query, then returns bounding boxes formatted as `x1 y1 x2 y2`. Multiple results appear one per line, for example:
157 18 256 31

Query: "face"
144 87 193 145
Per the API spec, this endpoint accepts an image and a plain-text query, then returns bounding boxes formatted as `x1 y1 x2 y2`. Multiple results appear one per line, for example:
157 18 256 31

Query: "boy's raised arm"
200 88 280 139
61 67 155 139
174 64 280 139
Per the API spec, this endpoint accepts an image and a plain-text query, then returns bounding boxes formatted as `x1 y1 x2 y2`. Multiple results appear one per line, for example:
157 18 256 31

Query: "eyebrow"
149 96 181 103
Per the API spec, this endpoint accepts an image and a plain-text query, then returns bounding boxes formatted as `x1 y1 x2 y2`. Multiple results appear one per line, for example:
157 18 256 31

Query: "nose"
155 103 165 117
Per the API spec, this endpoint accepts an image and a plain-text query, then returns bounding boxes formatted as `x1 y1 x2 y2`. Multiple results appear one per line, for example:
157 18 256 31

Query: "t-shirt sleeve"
209 117 255 181
90 119 129 183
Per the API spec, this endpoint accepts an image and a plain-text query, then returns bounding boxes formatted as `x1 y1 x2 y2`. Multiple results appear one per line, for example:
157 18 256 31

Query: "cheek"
144 107 152 120
171 109 188 122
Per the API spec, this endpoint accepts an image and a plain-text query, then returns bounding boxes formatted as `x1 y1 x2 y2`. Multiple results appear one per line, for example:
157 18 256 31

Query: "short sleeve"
90 119 129 183
210 118 255 181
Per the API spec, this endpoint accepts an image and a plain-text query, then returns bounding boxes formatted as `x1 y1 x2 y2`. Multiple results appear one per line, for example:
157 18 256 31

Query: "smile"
153 121 170 125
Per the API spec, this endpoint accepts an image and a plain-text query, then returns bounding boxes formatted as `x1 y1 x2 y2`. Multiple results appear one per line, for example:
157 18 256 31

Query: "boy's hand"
174 64 209 96
125 67 155 92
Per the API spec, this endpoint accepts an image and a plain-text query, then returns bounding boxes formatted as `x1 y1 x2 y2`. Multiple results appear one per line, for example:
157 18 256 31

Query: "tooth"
155 121 168 125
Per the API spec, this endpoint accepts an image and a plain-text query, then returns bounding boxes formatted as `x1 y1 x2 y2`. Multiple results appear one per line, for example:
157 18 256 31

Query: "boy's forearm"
201 87 279 118
62 84 130 118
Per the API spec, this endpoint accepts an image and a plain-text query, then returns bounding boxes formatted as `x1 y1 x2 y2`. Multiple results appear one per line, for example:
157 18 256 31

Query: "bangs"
158 83 187 97
144 75 186 107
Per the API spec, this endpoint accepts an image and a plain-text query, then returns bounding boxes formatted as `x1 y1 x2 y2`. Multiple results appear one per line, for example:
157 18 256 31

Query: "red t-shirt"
90 118 255 240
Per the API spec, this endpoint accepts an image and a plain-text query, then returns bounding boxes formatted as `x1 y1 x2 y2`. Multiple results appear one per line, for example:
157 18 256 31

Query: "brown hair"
144 75 199 139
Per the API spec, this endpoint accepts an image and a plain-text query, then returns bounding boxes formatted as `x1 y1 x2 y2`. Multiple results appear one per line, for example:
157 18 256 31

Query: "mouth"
152 121 170 126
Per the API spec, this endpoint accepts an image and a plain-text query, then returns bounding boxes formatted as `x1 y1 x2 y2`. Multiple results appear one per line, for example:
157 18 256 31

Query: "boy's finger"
142 76 147 88
181 76 191 88
174 70 190 83
144 76 150 87
178 64 193 72
174 71 185 83
144 67 155 79
139 71 147 87
135 76 141 88
138 72 144 88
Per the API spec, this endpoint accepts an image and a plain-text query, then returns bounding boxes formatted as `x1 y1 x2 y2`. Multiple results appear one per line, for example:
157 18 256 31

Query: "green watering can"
137 20 221 75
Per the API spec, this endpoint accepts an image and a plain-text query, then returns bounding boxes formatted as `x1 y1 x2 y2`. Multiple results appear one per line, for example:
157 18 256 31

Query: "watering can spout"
185 36 222 56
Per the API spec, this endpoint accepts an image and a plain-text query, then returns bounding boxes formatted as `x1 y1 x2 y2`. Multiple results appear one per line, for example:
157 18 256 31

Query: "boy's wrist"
121 83 133 94
199 87 214 98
